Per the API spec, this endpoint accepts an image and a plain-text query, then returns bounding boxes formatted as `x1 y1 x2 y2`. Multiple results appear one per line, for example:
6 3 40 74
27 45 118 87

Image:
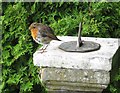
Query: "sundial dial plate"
59 41 101 52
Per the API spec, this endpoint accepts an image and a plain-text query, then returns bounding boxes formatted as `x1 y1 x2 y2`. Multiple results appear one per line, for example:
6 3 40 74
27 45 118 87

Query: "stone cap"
33 36 119 71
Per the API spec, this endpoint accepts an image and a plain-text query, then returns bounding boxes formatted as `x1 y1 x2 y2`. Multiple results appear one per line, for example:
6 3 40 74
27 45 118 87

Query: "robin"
29 22 61 53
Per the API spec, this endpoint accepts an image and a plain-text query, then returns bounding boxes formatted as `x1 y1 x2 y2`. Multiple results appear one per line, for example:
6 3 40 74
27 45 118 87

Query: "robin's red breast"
29 22 61 53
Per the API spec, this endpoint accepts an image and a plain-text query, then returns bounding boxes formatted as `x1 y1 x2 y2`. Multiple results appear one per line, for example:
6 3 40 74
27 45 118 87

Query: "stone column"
33 36 119 93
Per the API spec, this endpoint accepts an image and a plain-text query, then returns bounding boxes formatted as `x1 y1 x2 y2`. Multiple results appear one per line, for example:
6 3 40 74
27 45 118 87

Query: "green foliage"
2 2 46 93
109 70 120 93
2 2 120 93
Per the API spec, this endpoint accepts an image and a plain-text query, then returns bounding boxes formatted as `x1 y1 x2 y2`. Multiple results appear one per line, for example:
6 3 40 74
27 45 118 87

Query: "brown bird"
29 22 61 53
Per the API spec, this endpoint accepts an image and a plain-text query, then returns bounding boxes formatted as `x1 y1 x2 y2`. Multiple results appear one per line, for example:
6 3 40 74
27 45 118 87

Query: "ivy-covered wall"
1 2 120 93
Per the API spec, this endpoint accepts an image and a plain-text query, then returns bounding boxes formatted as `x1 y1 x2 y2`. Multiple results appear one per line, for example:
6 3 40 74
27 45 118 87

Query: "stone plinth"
33 36 119 93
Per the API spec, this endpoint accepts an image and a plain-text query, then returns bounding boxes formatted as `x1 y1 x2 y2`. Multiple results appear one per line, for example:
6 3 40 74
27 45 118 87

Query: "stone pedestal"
33 36 119 93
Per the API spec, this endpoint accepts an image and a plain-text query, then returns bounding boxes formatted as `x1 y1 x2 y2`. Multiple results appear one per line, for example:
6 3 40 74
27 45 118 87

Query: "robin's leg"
43 44 48 50
38 45 48 53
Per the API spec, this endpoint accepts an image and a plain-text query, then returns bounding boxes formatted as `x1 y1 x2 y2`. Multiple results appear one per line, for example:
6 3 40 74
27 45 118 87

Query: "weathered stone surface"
48 90 101 93
40 68 109 92
33 36 119 71
48 91 101 93
41 68 109 85
33 36 119 93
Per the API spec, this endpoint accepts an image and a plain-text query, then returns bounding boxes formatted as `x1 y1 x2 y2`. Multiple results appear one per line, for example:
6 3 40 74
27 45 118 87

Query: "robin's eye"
33 27 36 29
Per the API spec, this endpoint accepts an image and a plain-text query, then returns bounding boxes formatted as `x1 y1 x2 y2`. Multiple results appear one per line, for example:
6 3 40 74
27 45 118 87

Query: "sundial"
59 22 101 52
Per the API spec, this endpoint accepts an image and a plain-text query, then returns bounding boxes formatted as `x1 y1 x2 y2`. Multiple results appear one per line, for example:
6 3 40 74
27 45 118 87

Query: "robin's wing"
41 25 60 41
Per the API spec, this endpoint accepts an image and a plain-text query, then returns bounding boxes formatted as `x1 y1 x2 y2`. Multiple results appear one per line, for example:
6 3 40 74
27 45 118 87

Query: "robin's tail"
56 37 61 41
51 35 61 41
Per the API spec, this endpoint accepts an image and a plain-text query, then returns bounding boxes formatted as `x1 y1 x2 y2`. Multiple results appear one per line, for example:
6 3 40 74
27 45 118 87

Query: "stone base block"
40 68 109 93
48 90 101 93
